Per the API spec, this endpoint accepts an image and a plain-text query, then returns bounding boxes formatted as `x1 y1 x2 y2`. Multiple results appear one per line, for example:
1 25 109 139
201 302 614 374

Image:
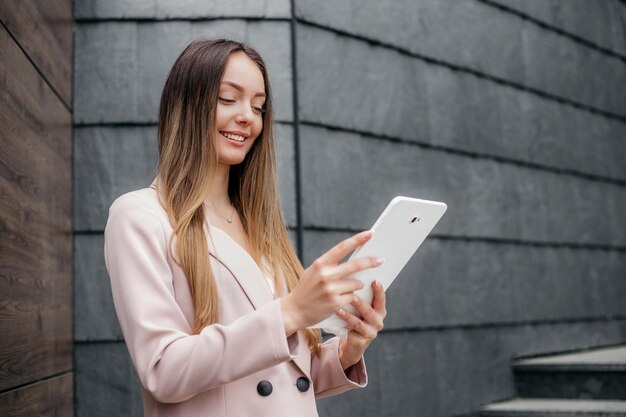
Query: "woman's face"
214 51 266 166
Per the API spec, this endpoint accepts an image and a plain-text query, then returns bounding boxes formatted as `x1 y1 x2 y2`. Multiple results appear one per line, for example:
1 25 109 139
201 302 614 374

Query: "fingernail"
362 230 373 239
376 257 386 265
353 295 360 304
337 309 346 317
377 281 384 290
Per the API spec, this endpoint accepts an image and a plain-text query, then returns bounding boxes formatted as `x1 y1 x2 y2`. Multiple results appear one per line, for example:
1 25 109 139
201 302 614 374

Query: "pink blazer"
104 186 367 417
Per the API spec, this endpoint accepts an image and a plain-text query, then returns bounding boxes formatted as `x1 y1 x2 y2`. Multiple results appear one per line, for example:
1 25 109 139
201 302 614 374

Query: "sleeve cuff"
313 337 368 399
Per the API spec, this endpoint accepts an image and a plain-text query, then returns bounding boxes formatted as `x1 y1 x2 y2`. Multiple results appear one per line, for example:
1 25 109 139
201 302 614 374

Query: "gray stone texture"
299 124 626 246
295 0 626 117
74 123 295 231
73 126 158 232
74 20 292 124
317 321 626 417
74 234 122 342
490 0 626 56
304 230 626 330
75 342 143 417
73 1 626 416
296 24 626 182
274 123 297 227
75 0 290 19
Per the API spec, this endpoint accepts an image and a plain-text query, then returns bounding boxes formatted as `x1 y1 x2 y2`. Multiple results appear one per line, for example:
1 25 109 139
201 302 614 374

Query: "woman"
104 39 386 417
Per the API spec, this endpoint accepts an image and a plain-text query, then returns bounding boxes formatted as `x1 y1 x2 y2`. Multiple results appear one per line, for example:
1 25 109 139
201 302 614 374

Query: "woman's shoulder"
110 185 162 212
107 185 168 229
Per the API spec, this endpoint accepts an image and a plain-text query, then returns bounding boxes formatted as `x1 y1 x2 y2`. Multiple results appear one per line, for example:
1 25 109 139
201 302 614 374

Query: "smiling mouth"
220 131 246 142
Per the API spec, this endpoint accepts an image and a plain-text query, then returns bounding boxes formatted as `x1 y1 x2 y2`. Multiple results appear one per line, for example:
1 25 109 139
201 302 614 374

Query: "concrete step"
514 346 626 400
480 398 626 417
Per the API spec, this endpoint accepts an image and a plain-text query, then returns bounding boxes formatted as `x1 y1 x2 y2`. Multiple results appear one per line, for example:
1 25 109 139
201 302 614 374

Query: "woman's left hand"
337 280 387 370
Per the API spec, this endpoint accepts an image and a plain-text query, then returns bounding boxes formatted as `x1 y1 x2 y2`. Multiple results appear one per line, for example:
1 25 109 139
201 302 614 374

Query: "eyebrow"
221 81 266 98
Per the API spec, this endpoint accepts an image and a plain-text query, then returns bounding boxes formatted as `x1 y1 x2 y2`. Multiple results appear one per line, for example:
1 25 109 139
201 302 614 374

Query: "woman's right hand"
280 230 384 336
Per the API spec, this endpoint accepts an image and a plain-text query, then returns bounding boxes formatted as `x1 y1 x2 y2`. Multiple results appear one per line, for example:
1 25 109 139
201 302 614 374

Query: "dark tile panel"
299 124 626 246
295 1 626 116
304 230 626 330
489 0 626 55
74 21 292 123
74 234 122 342
75 0 290 19
73 126 159 232
296 24 626 182
75 342 143 417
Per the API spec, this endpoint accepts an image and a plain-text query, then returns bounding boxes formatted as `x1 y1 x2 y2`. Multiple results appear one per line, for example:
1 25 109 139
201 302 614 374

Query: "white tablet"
310 196 447 330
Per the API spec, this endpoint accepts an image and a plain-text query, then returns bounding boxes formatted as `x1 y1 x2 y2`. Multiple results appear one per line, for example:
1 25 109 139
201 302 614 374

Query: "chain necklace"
209 201 236 224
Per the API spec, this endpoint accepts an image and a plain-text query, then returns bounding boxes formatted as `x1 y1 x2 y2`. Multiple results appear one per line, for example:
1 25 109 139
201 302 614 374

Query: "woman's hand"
337 280 386 369
280 230 384 336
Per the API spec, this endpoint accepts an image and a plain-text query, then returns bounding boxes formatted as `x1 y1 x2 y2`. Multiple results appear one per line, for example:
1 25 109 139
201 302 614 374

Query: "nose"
235 104 255 125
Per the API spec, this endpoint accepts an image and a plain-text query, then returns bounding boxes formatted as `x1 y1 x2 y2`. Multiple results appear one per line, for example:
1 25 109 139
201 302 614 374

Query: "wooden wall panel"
0 374 73 417
0 0 73 106
0 0 73 409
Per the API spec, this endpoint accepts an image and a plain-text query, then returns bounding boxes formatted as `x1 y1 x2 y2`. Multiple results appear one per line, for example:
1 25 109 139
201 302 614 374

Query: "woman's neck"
206 162 231 211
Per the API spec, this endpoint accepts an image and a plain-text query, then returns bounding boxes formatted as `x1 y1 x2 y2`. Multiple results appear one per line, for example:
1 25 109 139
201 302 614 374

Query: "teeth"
221 131 245 142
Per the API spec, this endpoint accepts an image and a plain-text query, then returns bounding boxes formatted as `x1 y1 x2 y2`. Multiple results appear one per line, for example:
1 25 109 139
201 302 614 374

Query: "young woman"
104 39 387 417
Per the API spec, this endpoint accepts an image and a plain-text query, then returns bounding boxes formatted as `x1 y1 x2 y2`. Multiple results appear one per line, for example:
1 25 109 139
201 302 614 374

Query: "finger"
334 293 355 308
318 230 373 265
337 309 377 339
331 278 364 295
333 256 384 279
371 280 387 318
351 294 384 330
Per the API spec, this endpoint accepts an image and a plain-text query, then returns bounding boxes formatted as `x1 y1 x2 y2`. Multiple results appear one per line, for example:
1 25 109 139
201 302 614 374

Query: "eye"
218 97 235 104
252 106 265 115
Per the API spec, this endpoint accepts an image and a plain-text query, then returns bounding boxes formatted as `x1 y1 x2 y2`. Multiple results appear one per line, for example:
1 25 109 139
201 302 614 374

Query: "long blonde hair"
155 39 320 353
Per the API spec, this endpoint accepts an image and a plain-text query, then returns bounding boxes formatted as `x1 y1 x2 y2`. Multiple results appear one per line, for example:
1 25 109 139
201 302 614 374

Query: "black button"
296 377 310 392
257 380 273 396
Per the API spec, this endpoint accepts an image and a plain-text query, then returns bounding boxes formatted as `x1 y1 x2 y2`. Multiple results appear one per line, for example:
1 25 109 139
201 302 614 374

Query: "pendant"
227 217 233 223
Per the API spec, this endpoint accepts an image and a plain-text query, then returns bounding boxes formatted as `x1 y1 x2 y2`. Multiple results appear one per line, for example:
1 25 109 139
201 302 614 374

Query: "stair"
478 345 626 416
481 398 626 417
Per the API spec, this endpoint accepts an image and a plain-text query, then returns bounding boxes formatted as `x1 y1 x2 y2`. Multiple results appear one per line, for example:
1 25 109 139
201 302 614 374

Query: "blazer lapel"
206 223 312 378
205 223 274 310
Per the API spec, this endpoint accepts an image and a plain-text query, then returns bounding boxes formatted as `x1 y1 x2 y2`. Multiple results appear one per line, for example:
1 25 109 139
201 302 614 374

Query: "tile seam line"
73 16 291 23
0 370 73 396
295 18 626 125
1 21 72 113
301 120 626 188
73 315 626 340
72 120 626 187
290 0 304 260
74 228 626 252
477 0 626 61
305 227 626 252
382 315 626 333
71 5 77 415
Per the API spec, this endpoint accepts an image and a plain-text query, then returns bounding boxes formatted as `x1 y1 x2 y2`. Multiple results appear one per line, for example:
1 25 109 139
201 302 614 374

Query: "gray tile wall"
73 1 626 416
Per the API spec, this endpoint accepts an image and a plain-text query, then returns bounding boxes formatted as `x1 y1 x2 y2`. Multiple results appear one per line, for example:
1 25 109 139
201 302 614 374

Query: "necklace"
209 201 236 224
